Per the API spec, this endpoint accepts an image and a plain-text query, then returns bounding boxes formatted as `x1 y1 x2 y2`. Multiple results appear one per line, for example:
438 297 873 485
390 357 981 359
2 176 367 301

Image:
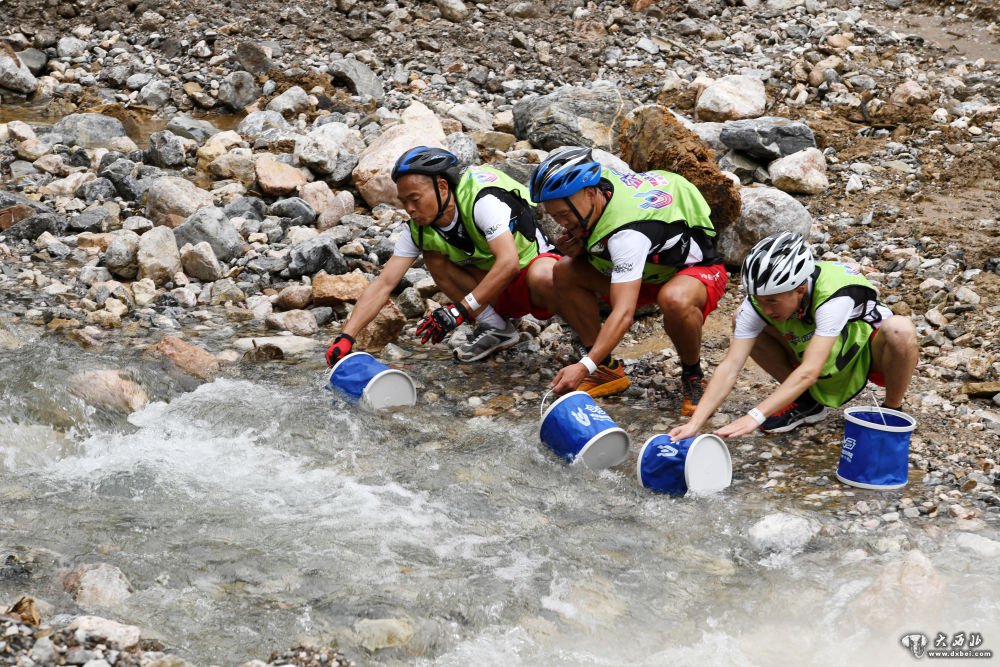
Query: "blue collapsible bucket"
636 434 732 496
836 406 916 490
538 391 630 470
327 352 417 410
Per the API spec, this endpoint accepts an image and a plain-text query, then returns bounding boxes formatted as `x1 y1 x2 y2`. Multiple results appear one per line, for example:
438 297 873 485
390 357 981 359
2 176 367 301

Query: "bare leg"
870 315 918 408
550 255 609 347
423 252 485 304
657 274 708 366
525 256 558 313
750 325 799 382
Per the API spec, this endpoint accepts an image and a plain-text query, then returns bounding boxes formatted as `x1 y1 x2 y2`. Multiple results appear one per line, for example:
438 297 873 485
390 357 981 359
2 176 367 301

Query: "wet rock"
327 58 384 101
67 616 141 649
149 336 220 379
211 278 246 305
716 186 812 264
144 176 214 228
955 532 1000 558
312 272 369 306
852 550 944 629
68 370 148 413
354 301 406 351
719 117 817 162
233 335 320 357
513 84 633 150
353 618 414 652
173 206 246 263
293 122 365 182
52 113 127 149
696 75 766 122
166 116 219 144
104 229 140 279
180 242 223 282
137 226 182 286
747 512 818 553
63 563 132 611
266 309 318 336
0 43 38 94
768 147 829 195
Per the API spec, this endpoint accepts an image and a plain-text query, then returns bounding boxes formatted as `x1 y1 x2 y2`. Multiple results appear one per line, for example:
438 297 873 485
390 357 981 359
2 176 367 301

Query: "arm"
715 333 838 438
669 336 756 440
340 254 415 338
550 279 641 395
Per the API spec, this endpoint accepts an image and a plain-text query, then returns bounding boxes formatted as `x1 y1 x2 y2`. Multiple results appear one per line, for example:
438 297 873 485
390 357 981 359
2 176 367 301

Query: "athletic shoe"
680 373 706 418
453 319 520 362
578 360 631 398
761 393 829 433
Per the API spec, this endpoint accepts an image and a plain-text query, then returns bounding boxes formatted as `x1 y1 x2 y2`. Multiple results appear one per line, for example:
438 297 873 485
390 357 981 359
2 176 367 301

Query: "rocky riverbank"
2 0 999 663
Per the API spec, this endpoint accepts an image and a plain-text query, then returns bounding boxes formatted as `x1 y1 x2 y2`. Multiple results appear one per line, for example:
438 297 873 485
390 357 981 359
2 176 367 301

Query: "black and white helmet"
741 232 815 296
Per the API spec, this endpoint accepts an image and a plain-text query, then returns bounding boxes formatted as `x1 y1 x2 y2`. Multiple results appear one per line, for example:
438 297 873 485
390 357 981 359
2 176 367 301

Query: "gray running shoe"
454 320 520 362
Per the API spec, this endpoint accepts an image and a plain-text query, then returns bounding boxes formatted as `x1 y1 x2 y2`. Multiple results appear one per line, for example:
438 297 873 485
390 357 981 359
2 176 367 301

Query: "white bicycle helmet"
741 232 815 296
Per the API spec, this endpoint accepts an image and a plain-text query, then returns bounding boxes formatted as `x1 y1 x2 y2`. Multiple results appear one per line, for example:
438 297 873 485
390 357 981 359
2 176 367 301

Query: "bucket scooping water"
636 434 732 496
327 352 417 410
836 406 916 490
538 391 630 470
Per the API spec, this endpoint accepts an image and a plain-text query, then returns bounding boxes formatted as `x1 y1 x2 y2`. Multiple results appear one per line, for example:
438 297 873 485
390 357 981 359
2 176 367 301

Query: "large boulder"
514 83 635 150
715 186 812 266
136 226 182 286
143 176 214 228
695 75 767 122
149 336 220 380
354 302 407 352
0 43 38 94
327 58 384 101
286 234 348 278
719 117 817 162
104 229 141 279
172 206 246 263
352 101 447 208
52 113 128 149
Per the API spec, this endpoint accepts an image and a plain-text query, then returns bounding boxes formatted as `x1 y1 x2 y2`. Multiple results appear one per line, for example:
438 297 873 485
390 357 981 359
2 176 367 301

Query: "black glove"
415 303 470 345
325 333 355 366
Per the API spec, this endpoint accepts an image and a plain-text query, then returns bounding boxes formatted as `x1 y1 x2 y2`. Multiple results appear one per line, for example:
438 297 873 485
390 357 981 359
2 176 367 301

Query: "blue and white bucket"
836 406 916 490
327 352 417 411
538 391 630 470
636 434 732 496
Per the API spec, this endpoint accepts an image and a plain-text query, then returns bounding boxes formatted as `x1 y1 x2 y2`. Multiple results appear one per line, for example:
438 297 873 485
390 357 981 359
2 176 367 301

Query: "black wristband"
452 301 470 320
337 333 355 344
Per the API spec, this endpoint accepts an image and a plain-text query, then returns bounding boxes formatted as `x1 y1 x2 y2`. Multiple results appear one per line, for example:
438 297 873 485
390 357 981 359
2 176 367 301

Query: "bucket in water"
327 352 417 410
836 406 916 490
538 391 630 470
636 434 732 496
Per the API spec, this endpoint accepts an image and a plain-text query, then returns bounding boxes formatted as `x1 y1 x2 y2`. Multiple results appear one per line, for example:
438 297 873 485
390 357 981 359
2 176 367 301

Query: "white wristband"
463 293 480 312
748 408 766 425
579 356 598 374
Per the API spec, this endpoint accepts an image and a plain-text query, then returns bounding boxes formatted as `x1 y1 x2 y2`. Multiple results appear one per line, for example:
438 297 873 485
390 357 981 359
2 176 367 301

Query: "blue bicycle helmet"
391 146 460 186
529 147 603 203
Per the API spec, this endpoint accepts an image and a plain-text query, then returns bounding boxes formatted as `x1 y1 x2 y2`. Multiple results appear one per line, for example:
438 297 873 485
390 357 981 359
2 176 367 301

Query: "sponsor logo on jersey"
611 169 644 188
470 168 498 183
639 172 668 187
634 189 674 209
613 261 634 274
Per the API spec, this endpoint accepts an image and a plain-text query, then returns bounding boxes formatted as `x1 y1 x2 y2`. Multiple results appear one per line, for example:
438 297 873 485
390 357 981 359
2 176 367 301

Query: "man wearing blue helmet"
530 147 727 417
325 146 560 366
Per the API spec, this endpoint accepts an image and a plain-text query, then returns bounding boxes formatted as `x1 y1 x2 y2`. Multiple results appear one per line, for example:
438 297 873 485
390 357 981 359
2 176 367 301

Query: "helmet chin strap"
432 177 453 226
564 194 596 240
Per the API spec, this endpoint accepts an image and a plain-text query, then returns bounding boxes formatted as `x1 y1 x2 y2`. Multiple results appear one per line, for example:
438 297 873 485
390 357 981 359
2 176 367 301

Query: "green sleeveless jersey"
750 261 885 407
408 165 543 271
585 168 716 284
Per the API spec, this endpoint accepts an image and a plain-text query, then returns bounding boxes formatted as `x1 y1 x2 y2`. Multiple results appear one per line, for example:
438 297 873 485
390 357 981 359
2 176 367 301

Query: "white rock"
68 616 141 649
695 75 766 122
955 533 1000 558
768 147 829 194
748 512 818 553
845 174 864 193
232 335 320 356
353 618 415 652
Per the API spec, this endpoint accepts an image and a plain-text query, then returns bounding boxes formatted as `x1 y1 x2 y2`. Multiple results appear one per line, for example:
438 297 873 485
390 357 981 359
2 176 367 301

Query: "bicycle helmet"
741 232 815 296
391 146 460 186
529 147 602 203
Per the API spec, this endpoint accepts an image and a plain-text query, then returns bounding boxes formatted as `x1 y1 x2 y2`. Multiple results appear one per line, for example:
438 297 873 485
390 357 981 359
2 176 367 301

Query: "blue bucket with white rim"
637 433 732 496
538 391 630 470
327 352 417 411
836 406 916 490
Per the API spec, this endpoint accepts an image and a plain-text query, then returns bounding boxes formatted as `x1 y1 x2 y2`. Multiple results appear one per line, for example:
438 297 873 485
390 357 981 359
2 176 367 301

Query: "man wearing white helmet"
670 232 919 438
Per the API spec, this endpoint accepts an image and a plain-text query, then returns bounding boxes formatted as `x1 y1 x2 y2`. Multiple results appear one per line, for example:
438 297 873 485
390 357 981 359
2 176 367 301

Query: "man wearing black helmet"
670 232 918 439
530 147 727 417
324 146 560 366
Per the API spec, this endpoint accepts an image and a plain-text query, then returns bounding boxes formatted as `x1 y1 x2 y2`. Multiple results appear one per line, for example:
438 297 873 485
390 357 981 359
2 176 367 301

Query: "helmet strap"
432 176 453 225
565 195 596 239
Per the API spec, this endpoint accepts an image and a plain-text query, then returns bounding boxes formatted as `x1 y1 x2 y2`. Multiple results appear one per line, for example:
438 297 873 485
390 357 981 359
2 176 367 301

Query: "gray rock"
56 36 88 59
79 265 113 285
286 235 348 278
166 116 219 144
218 71 261 111
173 206 246 263
15 47 47 76
719 117 817 162
75 177 118 203
716 186 813 265
395 287 426 319
293 122 364 182
146 130 187 168
268 198 317 226
137 80 172 107
444 132 477 168
125 72 153 90
105 230 140 279
266 85 311 117
235 41 274 75
68 205 117 233
0 44 37 94
435 0 471 22
327 58 384 101
123 216 154 233
224 196 267 222
513 84 634 150
137 225 182 286
180 241 224 282
236 110 289 141
52 113 127 149
6 213 66 240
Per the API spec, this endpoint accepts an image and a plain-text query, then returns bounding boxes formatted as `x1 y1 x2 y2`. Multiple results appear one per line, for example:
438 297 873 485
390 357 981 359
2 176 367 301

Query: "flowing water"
2 327 998 666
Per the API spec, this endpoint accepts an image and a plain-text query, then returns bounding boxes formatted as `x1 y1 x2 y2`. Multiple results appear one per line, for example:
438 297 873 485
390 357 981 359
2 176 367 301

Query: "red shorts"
627 264 728 320
494 252 560 320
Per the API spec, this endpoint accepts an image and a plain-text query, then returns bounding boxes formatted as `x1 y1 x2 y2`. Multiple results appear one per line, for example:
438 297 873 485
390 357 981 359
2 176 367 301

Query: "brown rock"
255 156 308 196
312 272 370 306
355 301 407 351
76 232 112 251
472 130 517 151
149 336 220 380
0 203 36 230
276 284 313 310
615 104 742 234
68 369 148 413
961 382 1000 399
6 596 41 627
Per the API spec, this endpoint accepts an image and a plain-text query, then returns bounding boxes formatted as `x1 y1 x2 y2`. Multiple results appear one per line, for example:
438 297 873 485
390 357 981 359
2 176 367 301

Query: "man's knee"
879 316 918 351
657 283 699 314
551 256 577 288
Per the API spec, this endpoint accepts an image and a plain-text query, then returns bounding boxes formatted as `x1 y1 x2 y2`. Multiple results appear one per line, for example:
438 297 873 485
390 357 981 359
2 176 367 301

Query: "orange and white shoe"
680 373 706 418
578 360 631 398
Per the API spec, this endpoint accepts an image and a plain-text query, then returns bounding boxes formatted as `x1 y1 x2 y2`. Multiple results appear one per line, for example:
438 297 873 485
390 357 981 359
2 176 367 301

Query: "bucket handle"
540 388 555 420
867 387 888 426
